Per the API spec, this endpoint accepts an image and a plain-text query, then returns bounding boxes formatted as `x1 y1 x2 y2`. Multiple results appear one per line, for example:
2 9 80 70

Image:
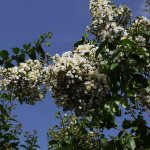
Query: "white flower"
46 44 109 114
88 0 131 41
0 59 46 104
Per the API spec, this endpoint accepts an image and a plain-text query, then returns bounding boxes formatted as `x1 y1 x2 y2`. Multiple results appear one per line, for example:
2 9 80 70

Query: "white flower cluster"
0 60 46 104
113 16 150 63
47 44 108 114
122 16 150 45
0 44 109 111
88 0 131 42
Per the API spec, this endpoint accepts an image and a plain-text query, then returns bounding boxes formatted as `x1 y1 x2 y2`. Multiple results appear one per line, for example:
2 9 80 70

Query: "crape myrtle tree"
0 0 150 150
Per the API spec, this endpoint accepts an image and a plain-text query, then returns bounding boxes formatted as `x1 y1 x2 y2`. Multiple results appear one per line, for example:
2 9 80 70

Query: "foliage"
0 32 51 149
48 112 142 150
20 131 40 150
0 99 21 150
0 100 40 150
48 112 102 150
0 32 51 68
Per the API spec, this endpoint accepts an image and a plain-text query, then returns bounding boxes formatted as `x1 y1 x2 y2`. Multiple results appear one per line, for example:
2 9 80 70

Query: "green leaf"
28 48 36 60
0 50 9 60
23 43 31 50
110 63 119 70
20 145 27 148
121 39 136 47
101 138 108 146
34 144 40 148
0 59 4 65
83 33 88 38
0 104 3 110
122 120 132 129
12 47 20 54
49 140 58 145
55 111 61 118
108 43 116 51
128 137 136 150
12 53 25 65
74 36 86 47
36 45 45 59
118 131 124 137
132 73 148 87
5 61 14 68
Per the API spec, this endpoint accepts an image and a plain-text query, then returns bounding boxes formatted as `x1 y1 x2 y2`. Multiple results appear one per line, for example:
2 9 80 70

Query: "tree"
0 0 150 149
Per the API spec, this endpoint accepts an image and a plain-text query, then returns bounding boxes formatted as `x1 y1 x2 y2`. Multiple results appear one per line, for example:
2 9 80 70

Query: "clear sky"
0 0 149 149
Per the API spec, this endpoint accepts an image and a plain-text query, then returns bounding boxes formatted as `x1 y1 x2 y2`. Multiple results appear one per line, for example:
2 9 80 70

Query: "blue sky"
0 0 148 149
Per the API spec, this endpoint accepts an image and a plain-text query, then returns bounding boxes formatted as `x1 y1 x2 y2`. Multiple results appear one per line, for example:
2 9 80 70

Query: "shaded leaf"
0 50 9 60
110 63 119 70
36 45 45 59
128 137 136 150
12 47 20 54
